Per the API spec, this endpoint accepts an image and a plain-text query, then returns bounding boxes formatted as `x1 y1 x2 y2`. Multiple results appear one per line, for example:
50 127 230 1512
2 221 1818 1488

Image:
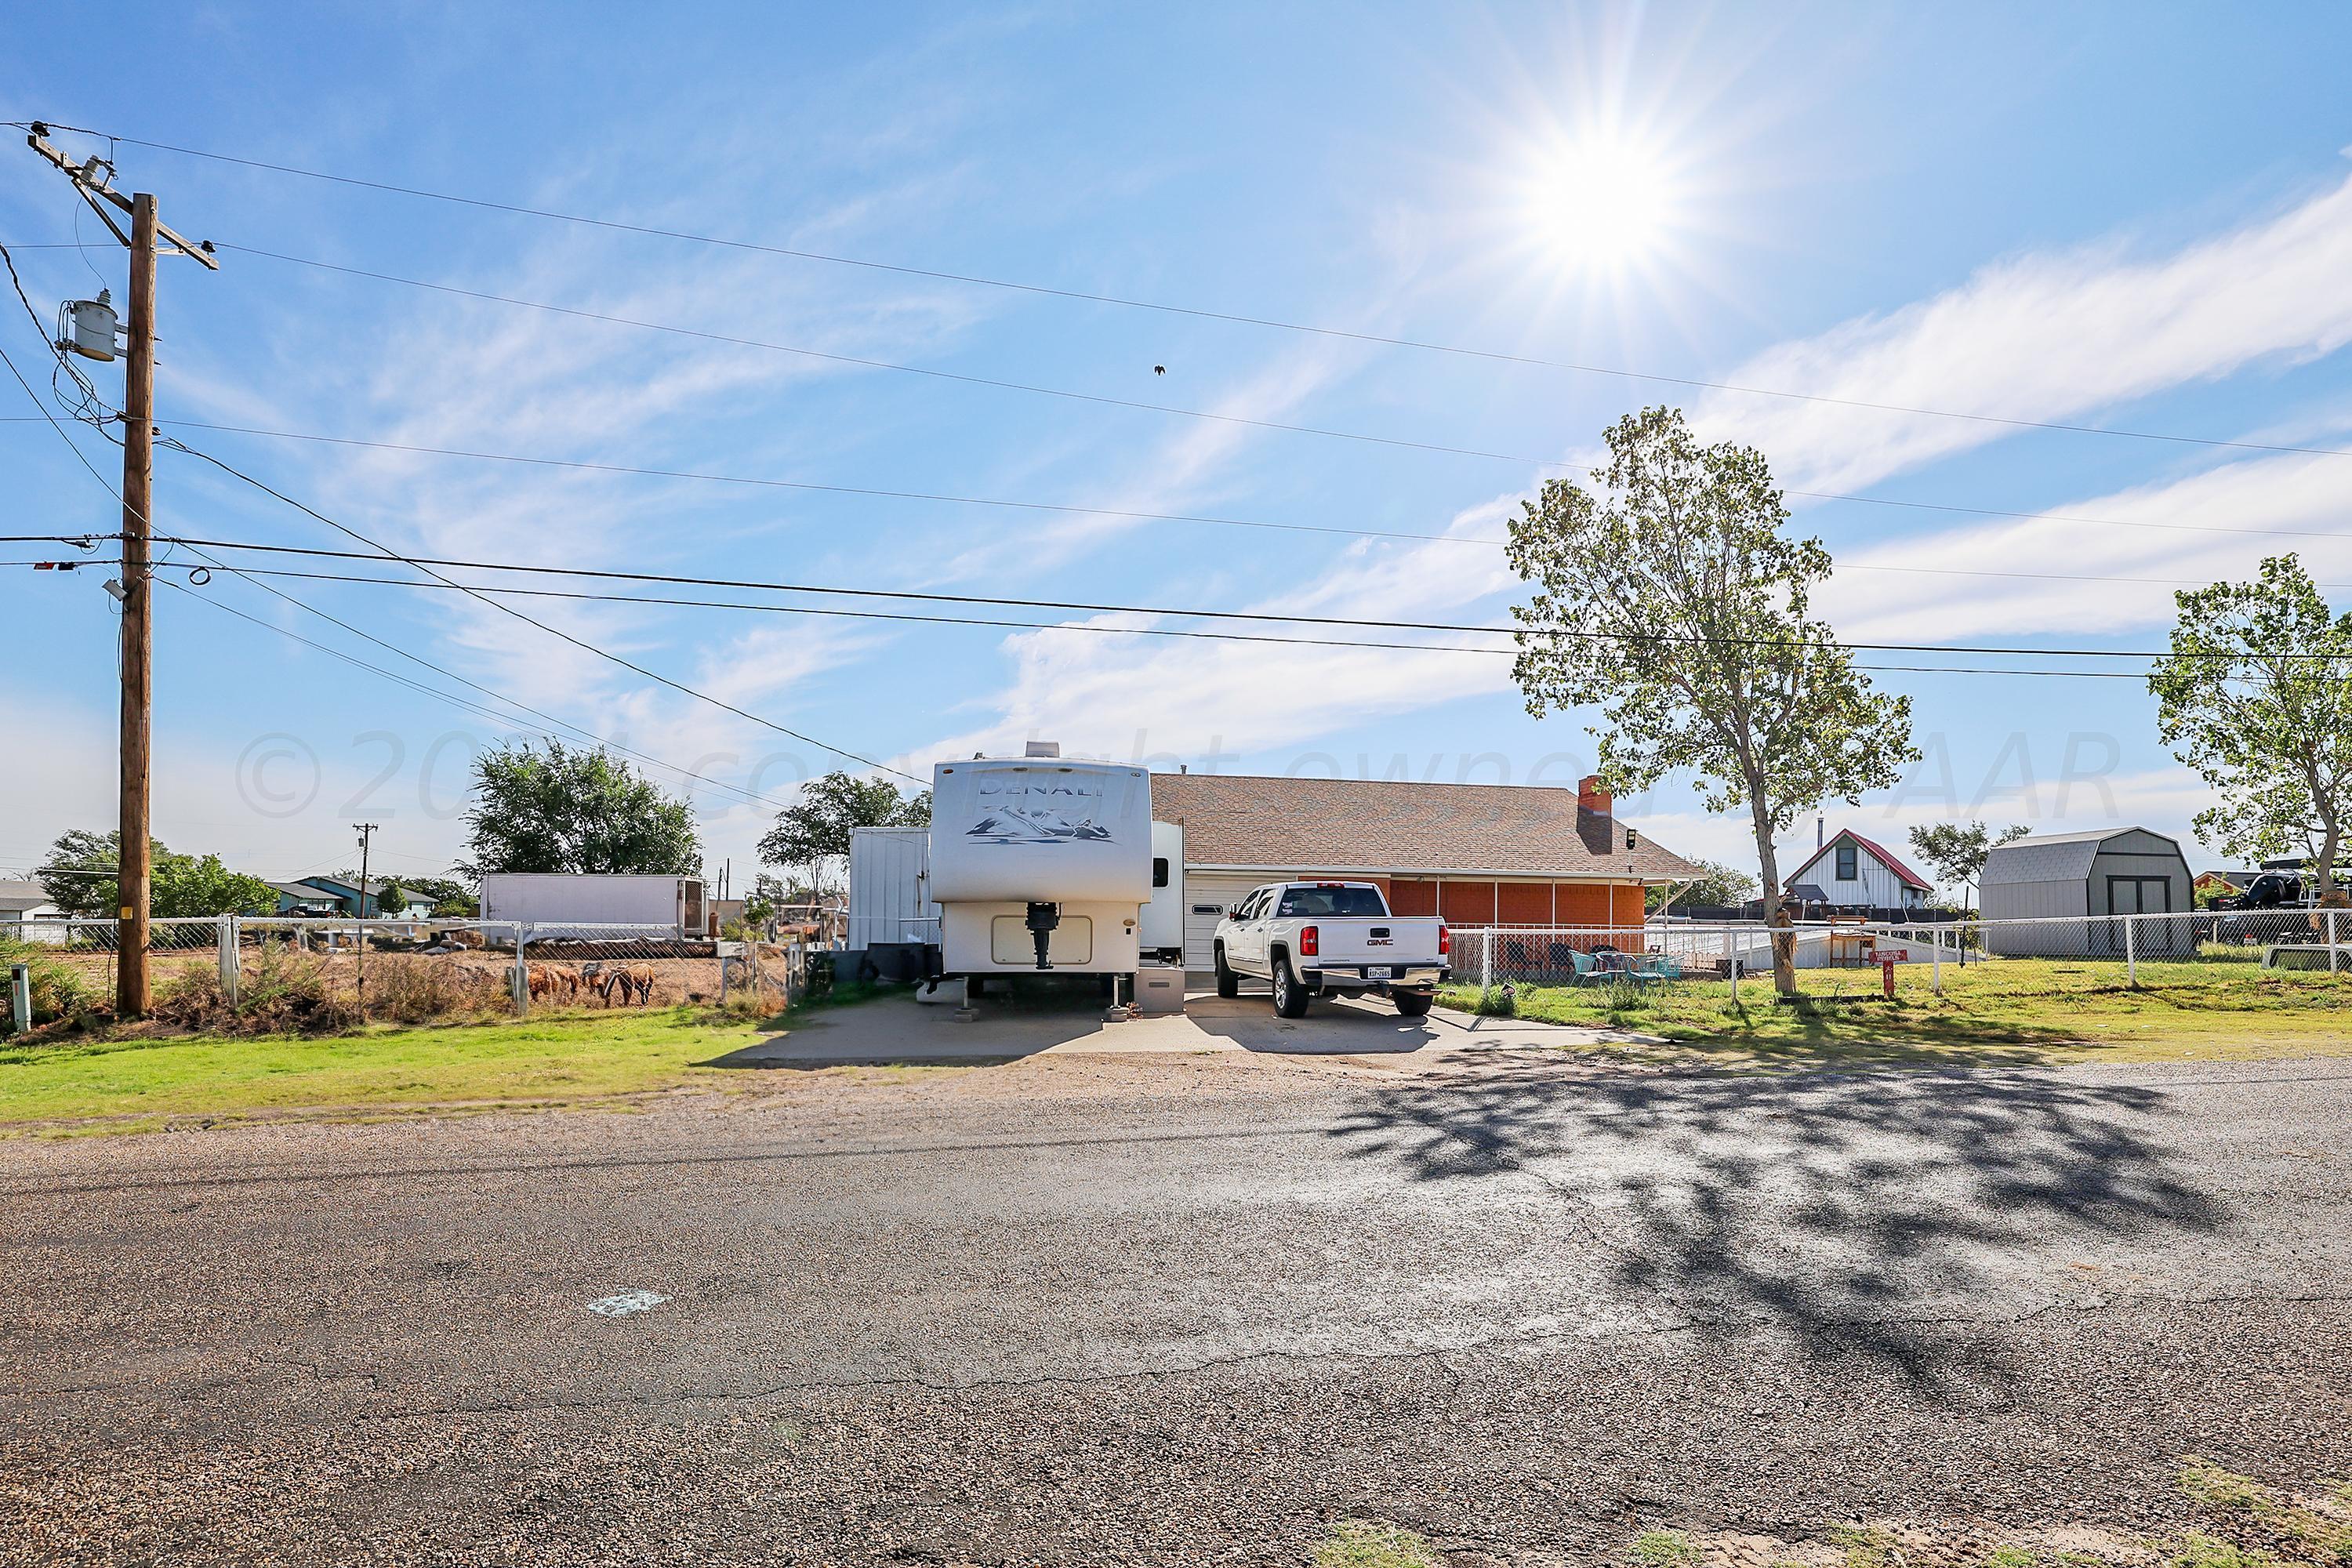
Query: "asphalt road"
5 1049 2350 1566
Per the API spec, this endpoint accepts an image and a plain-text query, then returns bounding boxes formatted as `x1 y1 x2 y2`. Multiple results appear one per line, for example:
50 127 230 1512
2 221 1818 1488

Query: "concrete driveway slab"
713 985 1614 1067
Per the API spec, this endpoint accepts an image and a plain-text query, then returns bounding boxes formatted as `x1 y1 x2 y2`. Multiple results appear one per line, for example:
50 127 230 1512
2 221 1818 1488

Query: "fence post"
2331 908 2341 975
1728 927 1740 1007
1479 929 1492 1003
2125 913 2137 986
9 963 28 1035
1932 924 1943 996
217 913 240 1006
510 924 531 1016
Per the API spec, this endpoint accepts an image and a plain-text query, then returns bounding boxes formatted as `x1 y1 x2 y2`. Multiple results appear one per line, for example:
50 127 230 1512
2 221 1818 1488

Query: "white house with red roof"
1782 828 1936 913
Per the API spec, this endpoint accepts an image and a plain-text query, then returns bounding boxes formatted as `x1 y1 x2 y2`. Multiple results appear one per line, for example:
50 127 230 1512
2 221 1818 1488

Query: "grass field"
0 985 898 1133
1439 954 2352 1066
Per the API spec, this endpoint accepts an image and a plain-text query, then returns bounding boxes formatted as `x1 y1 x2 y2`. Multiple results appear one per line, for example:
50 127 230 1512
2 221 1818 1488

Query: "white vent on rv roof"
1024 741 1062 758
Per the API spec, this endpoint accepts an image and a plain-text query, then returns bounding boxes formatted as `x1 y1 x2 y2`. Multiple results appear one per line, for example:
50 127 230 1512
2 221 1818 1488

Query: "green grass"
0 978 900 1131
1439 956 2352 1065
0 1008 766 1129
1314 1521 1442 1568
1631 1530 1703 1568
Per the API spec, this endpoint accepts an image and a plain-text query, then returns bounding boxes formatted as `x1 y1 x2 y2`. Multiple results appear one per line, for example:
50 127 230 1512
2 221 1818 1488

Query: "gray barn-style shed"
1980 827 2194 956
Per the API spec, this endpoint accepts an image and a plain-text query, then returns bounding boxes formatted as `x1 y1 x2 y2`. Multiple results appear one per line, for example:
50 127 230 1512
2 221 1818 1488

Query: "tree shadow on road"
1327 1063 2226 1387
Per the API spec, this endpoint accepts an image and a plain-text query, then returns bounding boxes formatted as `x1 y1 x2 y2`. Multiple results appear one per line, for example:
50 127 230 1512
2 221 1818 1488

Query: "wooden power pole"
115 193 158 1017
23 128 218 1017
354 822 378 1017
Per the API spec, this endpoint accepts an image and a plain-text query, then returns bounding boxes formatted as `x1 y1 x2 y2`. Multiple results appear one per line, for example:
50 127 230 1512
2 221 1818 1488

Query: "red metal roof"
1789 829 1936 894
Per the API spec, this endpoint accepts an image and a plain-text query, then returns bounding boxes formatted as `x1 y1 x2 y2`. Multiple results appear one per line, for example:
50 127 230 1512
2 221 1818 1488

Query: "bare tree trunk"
1751 802 1795 996
2317 810 2343 906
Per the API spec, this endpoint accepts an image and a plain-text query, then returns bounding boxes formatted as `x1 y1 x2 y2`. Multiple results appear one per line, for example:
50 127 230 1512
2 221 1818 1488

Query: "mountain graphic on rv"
963 805 1115 845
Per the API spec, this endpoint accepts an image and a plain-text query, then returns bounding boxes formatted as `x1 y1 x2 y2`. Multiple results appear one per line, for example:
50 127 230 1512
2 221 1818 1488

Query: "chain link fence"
1454 906 2352 1000
3 913 827 1030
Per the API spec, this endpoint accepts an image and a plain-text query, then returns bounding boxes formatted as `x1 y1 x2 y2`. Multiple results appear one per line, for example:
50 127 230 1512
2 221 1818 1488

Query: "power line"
155 436 925 783
147 529 2318 662
0 292 854 807
135 557 2157 679
165 551 797 811
13 411 2347 561
20 122 2351 464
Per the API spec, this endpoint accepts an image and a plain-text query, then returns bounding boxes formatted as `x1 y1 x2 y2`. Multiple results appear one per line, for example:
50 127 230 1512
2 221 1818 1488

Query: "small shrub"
155 944 358 1033
1597 975 1654 1013
1478 982 1517 1018
1630 1530 1702 1568
363 955 498 1024
1986 1550 2040 1568
0 937 95 1025
1315 1521 1440 1568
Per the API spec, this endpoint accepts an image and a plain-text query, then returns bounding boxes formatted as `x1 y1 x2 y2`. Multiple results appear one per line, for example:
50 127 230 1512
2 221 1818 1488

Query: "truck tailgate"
1304 917 1445 967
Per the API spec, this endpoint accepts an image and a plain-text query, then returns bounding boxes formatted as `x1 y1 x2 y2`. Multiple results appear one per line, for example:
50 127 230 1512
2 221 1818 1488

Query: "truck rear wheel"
1270 955 1309 1018
1393 991 1433 1018
1214 945 1240 998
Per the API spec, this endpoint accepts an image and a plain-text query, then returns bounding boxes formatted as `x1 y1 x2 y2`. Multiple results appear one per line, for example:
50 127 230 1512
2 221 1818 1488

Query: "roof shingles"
1149 772 1697 880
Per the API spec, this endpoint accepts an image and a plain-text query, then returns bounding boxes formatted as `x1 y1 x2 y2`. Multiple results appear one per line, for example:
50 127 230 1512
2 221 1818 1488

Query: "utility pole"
24 126 218 1017
354 823 378 1018
116 193 158 1017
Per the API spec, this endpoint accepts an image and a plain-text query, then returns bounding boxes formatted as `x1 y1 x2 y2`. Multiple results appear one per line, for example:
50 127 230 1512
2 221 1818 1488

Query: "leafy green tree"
396 875 477 917
1906 821 2032 912
34 829 277 918
458 740 702 878
1507 407 1918 993
757 772 929 895
1647 858 1758 913
2149 554 2352 900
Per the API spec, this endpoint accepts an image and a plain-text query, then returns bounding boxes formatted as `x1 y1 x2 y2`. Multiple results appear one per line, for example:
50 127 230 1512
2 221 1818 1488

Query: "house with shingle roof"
1148 771 1697 969
0 878 68 942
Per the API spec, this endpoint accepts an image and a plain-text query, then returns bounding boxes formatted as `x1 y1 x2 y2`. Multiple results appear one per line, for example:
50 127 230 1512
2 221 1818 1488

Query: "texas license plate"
1375 966 1397 979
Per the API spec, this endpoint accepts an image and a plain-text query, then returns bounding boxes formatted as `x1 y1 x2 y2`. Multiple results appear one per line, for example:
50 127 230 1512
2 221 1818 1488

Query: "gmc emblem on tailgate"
1367 927 1392 946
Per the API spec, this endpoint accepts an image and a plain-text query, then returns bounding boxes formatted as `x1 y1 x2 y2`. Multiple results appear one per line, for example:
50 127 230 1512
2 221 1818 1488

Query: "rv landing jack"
1024 902 1060 970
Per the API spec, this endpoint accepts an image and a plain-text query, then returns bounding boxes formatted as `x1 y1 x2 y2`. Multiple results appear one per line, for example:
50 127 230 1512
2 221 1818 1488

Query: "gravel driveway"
5 1050 2349 1565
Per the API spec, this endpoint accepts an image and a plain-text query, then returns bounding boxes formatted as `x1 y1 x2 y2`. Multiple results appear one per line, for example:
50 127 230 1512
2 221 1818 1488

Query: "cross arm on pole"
24 129 220 269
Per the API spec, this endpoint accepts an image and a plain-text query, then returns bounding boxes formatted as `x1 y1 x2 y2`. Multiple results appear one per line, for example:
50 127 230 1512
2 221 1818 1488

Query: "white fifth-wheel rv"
921 743 1185 993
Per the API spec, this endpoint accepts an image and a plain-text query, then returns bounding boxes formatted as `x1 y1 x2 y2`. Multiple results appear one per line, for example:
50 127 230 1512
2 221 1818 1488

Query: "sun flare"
1523 135 1679 272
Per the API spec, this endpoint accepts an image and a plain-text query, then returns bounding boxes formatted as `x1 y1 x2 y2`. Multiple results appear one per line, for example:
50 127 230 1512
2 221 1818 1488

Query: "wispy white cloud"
918 495 1522 767
1690 166 2352 492
1821 449 2352 642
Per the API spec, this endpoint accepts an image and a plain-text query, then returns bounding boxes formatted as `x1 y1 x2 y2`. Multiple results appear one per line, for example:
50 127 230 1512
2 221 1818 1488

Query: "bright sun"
1525 136 1679 272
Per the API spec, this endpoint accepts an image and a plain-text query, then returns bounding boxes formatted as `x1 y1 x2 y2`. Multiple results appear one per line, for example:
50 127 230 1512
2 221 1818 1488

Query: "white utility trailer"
478 873 705 938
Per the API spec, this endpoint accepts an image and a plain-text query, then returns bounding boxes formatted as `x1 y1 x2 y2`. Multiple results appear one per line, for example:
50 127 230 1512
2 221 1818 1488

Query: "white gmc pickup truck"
1212 881 1450 1018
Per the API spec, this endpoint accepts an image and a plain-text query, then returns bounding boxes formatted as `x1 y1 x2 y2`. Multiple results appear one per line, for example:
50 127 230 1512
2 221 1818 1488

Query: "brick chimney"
1577 774 1612 818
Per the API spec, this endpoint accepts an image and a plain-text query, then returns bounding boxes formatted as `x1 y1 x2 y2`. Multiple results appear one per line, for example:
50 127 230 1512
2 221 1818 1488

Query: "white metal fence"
1451 906 2351 1000
2 913 828 1029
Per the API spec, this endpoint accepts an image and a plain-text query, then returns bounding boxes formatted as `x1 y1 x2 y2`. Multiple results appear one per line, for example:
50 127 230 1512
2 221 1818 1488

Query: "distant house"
265 876 402 918
2194 869 2252 903
0 878 68 943
1781 829 1935 913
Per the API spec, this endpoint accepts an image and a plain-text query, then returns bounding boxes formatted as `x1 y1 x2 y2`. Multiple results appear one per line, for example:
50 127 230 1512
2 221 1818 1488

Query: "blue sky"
6 2 2352 892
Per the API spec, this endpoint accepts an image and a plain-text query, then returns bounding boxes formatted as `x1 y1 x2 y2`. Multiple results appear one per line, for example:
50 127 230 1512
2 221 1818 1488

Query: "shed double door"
2104 876 2176 954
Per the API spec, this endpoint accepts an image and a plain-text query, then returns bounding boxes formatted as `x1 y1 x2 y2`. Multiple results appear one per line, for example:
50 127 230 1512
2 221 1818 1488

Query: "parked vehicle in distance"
1212 880 1448 1018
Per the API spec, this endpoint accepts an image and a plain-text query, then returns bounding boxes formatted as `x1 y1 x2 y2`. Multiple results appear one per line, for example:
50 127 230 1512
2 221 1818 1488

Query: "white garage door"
1181 872 1269 971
